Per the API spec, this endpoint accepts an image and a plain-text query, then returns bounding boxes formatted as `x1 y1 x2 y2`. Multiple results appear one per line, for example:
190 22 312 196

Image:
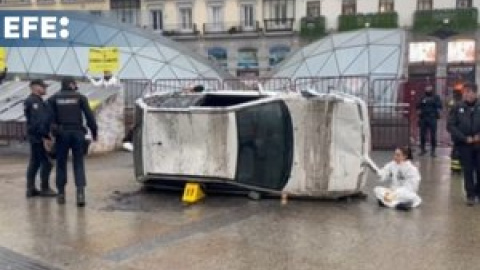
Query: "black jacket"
447 99 480 144
24 94 51 143
417 93 442 120
47 89 98 140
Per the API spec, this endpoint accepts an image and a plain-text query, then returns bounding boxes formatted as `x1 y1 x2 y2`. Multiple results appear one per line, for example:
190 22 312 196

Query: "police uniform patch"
33 103 39 110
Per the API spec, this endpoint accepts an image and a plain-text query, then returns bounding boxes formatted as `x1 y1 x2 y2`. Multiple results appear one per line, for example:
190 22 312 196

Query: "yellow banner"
88 47 119 73
0 48 6 70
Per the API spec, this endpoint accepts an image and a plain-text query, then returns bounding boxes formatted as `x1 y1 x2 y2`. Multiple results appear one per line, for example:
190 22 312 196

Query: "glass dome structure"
273 29 405 80
4 12 230 81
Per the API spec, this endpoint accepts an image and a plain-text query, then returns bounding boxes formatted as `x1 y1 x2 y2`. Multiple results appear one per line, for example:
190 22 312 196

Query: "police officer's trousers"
55 131 87 191
26 141 52 190
458 145 480 199
419 118 437 152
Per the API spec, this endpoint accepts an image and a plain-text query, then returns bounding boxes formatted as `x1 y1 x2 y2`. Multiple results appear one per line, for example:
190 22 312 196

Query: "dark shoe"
430 152 436 158
57 193 65 205
466 198 475 207
26 188 40 198
395 202 413 211
377 199 387 207
419 149 427 156
76 188 85 207
40 188 57 197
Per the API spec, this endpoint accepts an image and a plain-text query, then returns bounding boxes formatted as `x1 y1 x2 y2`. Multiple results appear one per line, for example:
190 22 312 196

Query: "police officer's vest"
52 91 84 129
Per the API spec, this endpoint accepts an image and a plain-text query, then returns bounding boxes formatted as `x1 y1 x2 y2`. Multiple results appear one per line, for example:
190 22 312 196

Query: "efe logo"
4 16 69 39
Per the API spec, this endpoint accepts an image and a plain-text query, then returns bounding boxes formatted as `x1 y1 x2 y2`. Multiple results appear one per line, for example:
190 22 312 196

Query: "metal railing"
0 0 31 5
263 18 295 32
294 76 370 102
203 21 261 35
162 23 199 37
0 121 27 143
223 77 292 92
153 78 222 93
369 103 411 150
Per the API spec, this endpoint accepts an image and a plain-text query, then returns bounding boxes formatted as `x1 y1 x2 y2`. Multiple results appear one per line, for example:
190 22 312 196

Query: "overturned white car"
132 91 371 198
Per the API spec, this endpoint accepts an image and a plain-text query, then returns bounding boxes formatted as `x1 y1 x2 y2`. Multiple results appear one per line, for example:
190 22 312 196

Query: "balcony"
338 12 398 32
263 18 295 33
37 0 55 4
300 16 326 40
0 0 31 6
203 21 261 37
412 8 478 34
161 23 200 39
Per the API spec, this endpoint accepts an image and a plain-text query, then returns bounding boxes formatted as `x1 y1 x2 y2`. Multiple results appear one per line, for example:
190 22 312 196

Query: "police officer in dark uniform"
24 79 56 197
48 77 98 207
417 85 442 157
448 83 480 206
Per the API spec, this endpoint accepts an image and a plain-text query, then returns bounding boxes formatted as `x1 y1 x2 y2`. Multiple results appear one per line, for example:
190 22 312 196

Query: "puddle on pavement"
101 187 254 213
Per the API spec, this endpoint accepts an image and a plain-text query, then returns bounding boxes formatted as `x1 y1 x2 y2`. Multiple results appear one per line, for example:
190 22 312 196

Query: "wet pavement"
0 144 479 270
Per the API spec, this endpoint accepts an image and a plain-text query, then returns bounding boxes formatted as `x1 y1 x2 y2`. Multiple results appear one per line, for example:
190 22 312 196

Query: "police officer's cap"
61 77 76 90
29 79 49 88
464 83 478 93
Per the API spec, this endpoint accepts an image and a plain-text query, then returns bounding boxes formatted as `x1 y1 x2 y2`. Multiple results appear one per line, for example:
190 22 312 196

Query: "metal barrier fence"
222 77 292 92
123 79 152 134
153 78 222 93
0 77 437 150
123 79 152 108
0 121 27 143
294 76 370 102
369 104 411 150
371 77 452 147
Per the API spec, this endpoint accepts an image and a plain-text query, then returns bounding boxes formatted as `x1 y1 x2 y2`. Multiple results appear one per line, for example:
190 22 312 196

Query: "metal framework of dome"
273 29 405 80
5 12 230 81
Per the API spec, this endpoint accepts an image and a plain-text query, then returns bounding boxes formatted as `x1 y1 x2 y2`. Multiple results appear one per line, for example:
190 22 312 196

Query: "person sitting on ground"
373 146 422 211
86 69 119 87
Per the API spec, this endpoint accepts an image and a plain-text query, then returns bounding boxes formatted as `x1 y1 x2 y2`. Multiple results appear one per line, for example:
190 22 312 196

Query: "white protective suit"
87 74 120 87
374 160 422 208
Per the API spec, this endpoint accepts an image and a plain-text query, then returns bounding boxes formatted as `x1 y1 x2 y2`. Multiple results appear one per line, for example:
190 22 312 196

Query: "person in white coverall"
374 146 422 211
86 70 119 87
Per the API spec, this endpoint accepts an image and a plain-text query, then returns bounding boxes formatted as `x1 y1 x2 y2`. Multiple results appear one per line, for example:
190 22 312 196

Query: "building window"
241 4 255 29
150 10 163 30
237 48 259 69
208 5 223 31
110 0 140 25
306 1 321 18
379 0 394 13
263 0 295 20
457 0 472 8
269 45 290 67
208 47 228 69
417 0 433 10
179 7 193 30
342 0 356 15
115 9 137 24
274 1 287 19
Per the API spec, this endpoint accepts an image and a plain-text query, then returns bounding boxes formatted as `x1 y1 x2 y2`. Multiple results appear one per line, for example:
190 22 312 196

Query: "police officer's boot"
26 179 40 198
26 187 40 198
57 187 66 205
40 183 57 197
76 188 85 207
